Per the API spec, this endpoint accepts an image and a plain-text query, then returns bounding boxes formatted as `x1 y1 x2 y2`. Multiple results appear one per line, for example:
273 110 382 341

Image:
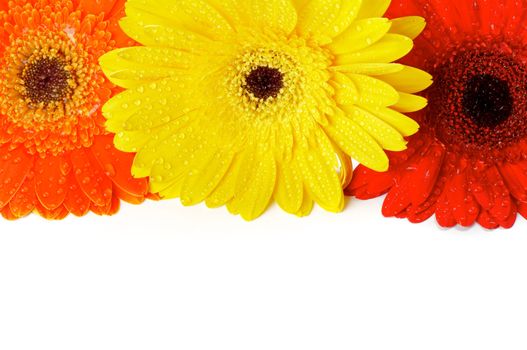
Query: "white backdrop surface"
1 197 526 350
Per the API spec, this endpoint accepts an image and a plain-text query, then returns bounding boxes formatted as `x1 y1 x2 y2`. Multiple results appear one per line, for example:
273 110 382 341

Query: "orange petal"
91 191 120 216
70 148 113 207
76 0 117 17
63 168 91 217
91 135 148 199
35 202 68 220
0 145 33 208
34 154 68 210
1 205 18 220
9 173 36 218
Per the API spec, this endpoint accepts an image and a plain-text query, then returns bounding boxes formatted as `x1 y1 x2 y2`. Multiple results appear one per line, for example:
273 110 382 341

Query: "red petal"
406 165 450 225
471 166 512 223
427 0 465 41
435 187 457 228
499 202 517 229
382 141 444 217
502 0 527 37
387 0 424 18
448 165 479 227
477 210 500 230
346 165 394 199
450 1 478 34
498 162 527 202
407 141 445 207
478 201 516 230
382 176 412 217
407 203 436 223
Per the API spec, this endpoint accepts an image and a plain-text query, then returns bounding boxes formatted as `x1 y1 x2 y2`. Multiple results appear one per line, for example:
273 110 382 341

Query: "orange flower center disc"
0 1 116 156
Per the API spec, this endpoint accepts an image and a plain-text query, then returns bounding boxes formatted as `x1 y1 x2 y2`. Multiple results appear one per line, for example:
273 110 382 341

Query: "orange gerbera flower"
0 0 148 219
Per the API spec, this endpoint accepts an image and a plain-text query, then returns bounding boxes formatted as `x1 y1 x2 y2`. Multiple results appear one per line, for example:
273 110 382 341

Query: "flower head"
348 0 527 229
101 0 431 220
0 0 149 219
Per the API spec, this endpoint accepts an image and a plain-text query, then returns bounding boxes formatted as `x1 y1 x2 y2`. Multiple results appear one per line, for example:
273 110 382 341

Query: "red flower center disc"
426 41 527 160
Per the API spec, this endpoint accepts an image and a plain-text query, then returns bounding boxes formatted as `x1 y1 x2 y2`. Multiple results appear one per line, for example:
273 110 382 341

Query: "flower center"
245 66 284 100
223 41 332 123
424 43 527 159
0 28 108 155
462 74 513 128
22 56 72 105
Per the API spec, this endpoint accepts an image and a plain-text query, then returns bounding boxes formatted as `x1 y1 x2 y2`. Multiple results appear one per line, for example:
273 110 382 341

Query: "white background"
1 197 527 350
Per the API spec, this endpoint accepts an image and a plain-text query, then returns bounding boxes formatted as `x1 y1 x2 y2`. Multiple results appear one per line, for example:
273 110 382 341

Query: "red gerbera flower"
0 0 149 220
347 0 527 229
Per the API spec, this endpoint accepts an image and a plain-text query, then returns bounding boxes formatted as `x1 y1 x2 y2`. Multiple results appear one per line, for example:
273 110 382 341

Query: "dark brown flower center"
245 66 284 100
22 57 71 105
425 45 527 159
462 74 513 128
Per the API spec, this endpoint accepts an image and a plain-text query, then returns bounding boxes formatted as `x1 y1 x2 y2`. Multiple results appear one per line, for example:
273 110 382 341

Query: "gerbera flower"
348 0 527 229
0 0 149 220
100 0 431 220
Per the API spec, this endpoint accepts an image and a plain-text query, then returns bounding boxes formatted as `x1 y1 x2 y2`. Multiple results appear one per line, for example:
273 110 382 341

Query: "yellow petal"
331 72 358 106
297 191 314 217
379 65 433 93
133 123 198 179
294 0 362 39
347 74 400 107
389 16 426 39
336 34 413 64
392 92 428 113
360 105 420 137
332 63 404 75
202 0 242 30
227 149 277 221
330 18 391 54
232 143 259 207
325 109 389 172
123 106 191 132
126 0 233 40
205 155 242 208
155 177 185 199
297 132 344 213
275 160 304 215
102 78 192 132
336 148 353 189
241 0 298 34
180 149 235 206
120 12 218 53
357 0 390 19
113 130 151 153
99 47 191 89
344 105 408 151
207 0 298 34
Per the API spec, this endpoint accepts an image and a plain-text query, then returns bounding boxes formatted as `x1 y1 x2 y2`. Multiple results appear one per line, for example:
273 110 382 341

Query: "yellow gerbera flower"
100 0 432 220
